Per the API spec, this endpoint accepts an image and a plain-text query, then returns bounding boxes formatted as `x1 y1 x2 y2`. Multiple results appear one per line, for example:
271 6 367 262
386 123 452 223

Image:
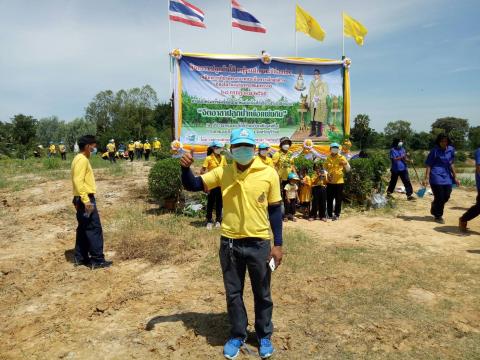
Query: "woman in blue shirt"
387 138 414 200
423 134 460 223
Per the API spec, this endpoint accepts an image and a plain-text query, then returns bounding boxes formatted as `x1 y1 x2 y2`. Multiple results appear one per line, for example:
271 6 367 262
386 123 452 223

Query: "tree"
431 117 469 149
468 126 480 149
409 131 432 150
350 114 373 150
64 118 96 150
0 121 14 156
11 114 37 158
384 120 413 146
36 116 66 146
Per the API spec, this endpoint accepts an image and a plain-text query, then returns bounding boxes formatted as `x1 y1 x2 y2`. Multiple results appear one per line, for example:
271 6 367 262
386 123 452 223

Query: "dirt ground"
1 161 479 359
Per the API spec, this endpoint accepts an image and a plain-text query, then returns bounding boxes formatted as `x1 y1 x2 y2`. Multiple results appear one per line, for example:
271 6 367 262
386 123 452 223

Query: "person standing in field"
59 141 67 161
386 138 415 200
459 146 480 231
284 172 300 222
143 139 152 161
134 139 143 160
48 141 56 158
152 137 161 159
181 128 283 359
324 142 350 221
298 167 312 218
257 143 274 167
309 163 328 221
106 139 116 163
272 137 296 218
71 135 112 269
127 140 135 162
423 133 460 223
201 141 226 230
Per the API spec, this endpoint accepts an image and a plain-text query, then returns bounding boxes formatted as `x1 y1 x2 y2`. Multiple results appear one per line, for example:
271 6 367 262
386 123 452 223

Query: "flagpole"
342 12 345 58
294 2 297 56
230 1 234 52
168 0 173 96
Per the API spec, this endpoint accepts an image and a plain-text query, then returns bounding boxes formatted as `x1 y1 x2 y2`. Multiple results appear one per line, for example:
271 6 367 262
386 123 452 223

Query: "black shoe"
407 195 416 201
74 258 90 267
91 260 113 270
332 215 339 221
434 217 445 224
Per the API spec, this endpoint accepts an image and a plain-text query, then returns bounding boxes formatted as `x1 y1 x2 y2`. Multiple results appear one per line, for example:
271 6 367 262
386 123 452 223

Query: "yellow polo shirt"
272 150 295 181
49 144 56 154
106 143 116 152
257 155 274 168
153 140 161 150
127 143 135 151
59 144 66 153
144 142 151 150
201 157 282 240
202 154 226 172
71 153 96 204
325 155 349 184
311 171 328 187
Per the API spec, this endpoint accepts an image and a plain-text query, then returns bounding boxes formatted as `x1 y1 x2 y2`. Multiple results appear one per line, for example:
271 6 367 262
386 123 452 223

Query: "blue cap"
210 140 223 148
258 143 270 149
330 142 340 148
288 172 300 180
230 128 256 146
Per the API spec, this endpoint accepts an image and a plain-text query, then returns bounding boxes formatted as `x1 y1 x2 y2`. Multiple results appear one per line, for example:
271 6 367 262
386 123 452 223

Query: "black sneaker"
91 260 113 270
332 215 339 221
407 195 416 201
74 258 90 267
434 217 445 224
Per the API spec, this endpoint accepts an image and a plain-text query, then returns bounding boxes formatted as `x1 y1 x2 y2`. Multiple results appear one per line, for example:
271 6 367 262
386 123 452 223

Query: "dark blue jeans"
206 187 223 223
219 237 273 340
74 196 105 264
430 184 452 218
387 170 413 197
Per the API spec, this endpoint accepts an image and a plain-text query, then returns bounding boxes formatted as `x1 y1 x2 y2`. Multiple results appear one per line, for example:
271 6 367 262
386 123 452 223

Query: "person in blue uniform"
386 139 415 200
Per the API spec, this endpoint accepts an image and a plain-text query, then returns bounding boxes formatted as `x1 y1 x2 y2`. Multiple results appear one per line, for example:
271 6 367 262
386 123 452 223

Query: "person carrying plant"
127 140 135 162
298 167 312 218
284 172 300 222
48 141 56 158
71 135 112 269
309 163 328 221
201 141 226 230
423 133 460 223
152 137 161 159
106 139 116 163
59 141 67 161
325 142 350 221
459 146 480 231
257 143 274 167
386 138 415 200
180 128 283 359
143 139 152 161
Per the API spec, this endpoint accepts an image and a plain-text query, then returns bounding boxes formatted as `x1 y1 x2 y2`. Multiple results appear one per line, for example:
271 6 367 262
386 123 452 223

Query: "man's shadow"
146 312 229 346
397 215 433 222
434 226 480 236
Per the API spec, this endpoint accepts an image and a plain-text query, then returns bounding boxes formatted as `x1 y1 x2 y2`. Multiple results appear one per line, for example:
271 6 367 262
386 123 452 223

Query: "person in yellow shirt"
201 141 226 229
180 128 282 359
272 137 296 219
143 139 152 160
324 143 351 220
298 167 312 218
257 143 274 167
134 140 143 160
59 141 67 160
71 135 112 269
152 137 161 159
309 163 328 221
127 140 135 162
106 139 116 163
48 141 56 158
284 172 300 221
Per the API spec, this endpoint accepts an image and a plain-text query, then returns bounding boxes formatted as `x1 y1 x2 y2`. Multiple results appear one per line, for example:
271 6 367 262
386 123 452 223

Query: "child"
298 168 312 218
284 172 300 222
310 163 328 221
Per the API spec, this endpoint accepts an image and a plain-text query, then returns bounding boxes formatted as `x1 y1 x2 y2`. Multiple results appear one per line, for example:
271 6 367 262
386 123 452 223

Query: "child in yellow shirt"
309 163 328 221
298 168 312 218
284 172 300 222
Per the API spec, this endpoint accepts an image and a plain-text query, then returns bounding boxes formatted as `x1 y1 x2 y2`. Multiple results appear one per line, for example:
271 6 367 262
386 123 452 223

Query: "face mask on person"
259 149 268 157
331 148 339 155
231 146 255 165
213 148 222 155
281 144 290 151
398 142 404 148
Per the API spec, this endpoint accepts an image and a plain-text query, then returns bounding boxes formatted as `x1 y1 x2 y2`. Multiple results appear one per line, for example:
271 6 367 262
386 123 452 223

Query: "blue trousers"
74 196 105 264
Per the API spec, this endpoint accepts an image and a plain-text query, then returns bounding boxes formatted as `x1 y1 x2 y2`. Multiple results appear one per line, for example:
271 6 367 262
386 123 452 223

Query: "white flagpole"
294 2 297 56
168 0 172 51
230 1 234 52
342 12 345 58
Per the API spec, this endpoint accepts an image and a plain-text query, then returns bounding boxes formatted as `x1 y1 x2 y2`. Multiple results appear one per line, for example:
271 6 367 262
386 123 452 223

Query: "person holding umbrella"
386 139 415 200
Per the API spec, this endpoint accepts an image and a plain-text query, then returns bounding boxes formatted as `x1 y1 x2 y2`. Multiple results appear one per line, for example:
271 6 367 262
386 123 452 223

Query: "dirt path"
1 165 479 359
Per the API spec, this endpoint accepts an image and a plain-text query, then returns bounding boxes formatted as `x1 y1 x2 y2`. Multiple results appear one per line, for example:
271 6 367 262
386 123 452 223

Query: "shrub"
43 157 62 170
148 158 182 202
294 155 315 175
455 151 467 164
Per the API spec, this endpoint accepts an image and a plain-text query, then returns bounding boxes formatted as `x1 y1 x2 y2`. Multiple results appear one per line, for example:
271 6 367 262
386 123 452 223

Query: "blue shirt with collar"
425 145 455 185
390 147 407 172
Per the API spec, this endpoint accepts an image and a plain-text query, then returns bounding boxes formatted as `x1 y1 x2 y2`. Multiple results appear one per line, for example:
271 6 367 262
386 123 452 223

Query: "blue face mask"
231 146 255 165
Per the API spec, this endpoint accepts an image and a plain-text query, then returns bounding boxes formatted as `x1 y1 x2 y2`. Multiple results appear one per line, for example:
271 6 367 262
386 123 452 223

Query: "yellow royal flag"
296 4 325 42
343 12 368 46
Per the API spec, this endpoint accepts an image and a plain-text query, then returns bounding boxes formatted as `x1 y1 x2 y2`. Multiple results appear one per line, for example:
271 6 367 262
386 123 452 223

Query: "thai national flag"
231 0 266 33
169 0 206 28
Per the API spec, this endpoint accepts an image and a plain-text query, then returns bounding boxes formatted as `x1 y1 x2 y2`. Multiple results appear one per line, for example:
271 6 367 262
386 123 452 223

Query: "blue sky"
0 0 479 131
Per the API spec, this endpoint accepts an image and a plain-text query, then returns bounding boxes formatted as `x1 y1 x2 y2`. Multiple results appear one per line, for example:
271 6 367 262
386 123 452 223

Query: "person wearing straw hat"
386 138 415 201
180 128 283 359
324 142 350 221
257 143 274 167
459 146 480 231
201 140 226 230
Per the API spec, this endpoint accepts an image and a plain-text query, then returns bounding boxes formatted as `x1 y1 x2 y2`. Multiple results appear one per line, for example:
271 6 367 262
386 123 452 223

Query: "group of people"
201 136 351 229
102 138 162 163
33 141 68 160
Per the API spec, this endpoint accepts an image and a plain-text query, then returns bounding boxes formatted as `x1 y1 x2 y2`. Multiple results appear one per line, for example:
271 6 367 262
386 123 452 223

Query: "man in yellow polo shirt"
134 139 143 160
324 142 351 221
106 139 116 163
152 137 161 159
127 140 135 162
143 139 152 161
71 135 112 269
180 128 283 359
48 141 56 158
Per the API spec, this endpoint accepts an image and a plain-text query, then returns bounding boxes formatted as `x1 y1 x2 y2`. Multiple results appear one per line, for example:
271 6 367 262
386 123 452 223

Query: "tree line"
0 85 173 158
350 115 480 151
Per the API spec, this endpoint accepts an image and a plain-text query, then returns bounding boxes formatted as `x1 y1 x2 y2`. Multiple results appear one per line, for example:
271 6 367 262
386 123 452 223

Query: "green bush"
148 158 182 202
294 155 315 175
455 151 467 164
43 157 62 170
